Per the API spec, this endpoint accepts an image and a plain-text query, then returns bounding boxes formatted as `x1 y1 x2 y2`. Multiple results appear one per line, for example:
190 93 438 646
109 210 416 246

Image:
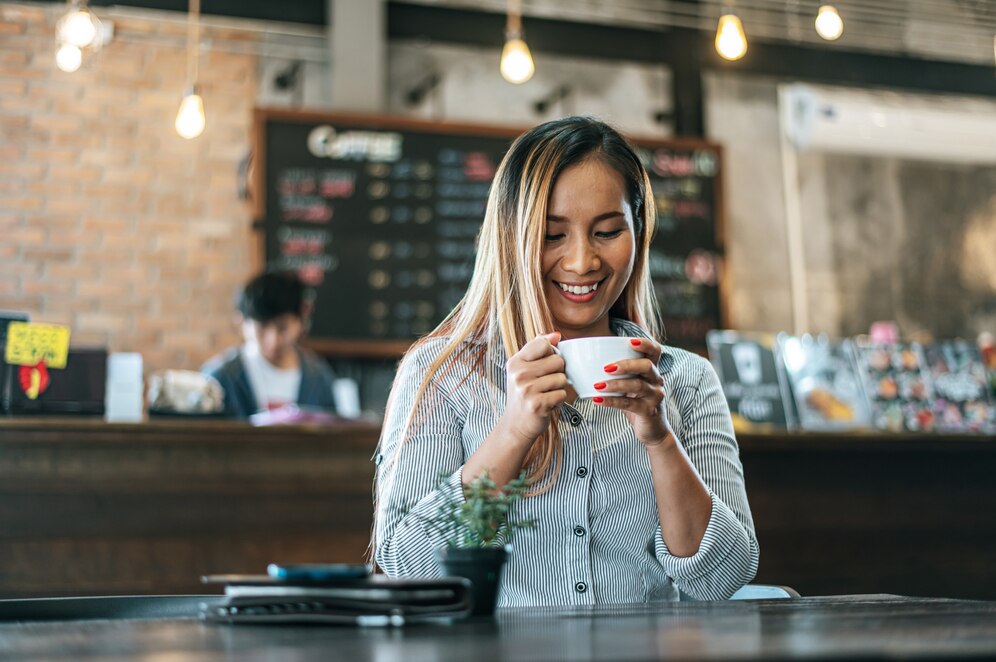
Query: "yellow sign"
4 322 71 369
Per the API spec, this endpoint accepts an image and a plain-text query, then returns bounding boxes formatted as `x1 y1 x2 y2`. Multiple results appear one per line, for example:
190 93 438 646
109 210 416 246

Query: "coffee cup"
554 336 642 398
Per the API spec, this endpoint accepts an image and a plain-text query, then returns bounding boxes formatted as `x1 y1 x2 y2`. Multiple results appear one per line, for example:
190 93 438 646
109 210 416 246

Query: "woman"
374 116 758 606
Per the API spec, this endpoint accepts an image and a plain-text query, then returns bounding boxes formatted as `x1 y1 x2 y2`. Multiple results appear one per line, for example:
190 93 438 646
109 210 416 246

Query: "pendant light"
54 0 104 73
815 4 844 41
715 7 748 61
500 0 535 84
175 0 206 139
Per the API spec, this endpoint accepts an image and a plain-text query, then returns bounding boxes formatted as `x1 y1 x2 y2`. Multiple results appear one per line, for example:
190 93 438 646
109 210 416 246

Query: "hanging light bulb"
501 35 535 84
500 0 534 84
56 3 99 48
815 4 844 41
55 43 82 73
715 10 748 61
175 88 206 139
53 0 108 73
176 0 206 138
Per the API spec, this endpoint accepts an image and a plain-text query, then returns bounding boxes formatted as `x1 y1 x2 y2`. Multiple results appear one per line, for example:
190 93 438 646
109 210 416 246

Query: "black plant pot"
435 545 509 616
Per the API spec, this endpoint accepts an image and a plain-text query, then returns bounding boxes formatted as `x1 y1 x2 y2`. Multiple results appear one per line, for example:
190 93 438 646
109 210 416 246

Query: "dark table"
2 594 996 660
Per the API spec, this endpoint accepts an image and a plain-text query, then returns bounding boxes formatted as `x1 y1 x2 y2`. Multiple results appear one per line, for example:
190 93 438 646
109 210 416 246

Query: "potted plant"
424 471 536 616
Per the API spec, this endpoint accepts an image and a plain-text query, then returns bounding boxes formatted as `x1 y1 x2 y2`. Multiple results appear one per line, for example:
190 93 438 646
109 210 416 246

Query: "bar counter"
1 417 995 599
0 418 380 599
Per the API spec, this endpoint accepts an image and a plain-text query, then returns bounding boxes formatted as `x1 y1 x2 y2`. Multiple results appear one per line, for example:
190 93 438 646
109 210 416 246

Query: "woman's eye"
596 230 624 239
544 234 565 242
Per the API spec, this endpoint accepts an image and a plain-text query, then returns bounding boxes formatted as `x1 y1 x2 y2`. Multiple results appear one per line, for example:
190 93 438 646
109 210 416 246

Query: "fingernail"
604 364 618 373
593 382 606 390
592 397 604 403
630 339 641 346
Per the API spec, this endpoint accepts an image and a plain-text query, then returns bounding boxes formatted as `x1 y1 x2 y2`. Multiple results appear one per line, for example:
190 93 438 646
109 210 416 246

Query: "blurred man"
203 271 337 419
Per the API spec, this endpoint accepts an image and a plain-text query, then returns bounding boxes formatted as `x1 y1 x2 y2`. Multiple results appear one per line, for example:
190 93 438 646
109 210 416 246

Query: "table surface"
2 595 996 660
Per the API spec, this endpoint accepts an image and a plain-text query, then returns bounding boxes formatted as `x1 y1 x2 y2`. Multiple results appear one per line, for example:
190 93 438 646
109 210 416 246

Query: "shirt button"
575 581 588 593
575 466 588 478
573 526 586 537
568 413 582 426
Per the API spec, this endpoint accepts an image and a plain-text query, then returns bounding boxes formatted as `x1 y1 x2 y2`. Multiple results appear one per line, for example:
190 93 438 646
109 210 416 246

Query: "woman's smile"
553 278 605 302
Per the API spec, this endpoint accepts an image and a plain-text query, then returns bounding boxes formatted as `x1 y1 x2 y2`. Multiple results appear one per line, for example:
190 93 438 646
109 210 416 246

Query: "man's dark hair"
237 271 306 323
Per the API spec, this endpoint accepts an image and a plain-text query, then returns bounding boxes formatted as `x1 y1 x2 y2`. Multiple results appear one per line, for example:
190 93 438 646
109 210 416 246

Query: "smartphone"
266 563 371 582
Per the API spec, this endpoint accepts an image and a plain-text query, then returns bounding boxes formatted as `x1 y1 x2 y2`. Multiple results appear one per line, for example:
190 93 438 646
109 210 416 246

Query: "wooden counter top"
0 416 382 441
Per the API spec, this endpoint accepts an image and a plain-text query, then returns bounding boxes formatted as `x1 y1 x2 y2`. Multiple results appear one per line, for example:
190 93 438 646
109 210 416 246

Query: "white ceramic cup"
554 336 642 398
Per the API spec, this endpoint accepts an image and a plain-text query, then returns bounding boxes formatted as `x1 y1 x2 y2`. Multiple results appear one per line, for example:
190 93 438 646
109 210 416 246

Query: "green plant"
428 471 537 548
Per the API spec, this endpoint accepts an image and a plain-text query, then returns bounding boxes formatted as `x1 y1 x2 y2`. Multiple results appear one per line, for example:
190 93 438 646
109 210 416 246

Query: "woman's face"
541 158 636 339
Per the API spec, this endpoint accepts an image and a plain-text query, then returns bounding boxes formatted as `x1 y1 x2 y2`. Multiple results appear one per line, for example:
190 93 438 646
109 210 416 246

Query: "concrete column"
328 0 386 112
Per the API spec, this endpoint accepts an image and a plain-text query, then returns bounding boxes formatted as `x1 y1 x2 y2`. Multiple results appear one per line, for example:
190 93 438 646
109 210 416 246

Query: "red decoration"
17 361 50 400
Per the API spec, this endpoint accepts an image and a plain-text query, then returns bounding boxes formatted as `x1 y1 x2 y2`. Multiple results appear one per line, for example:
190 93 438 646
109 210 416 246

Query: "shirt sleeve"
653 357 760 600
374 345 467 577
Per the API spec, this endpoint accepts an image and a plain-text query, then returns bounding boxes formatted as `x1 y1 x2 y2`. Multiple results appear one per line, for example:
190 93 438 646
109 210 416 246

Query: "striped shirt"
374 318 759 606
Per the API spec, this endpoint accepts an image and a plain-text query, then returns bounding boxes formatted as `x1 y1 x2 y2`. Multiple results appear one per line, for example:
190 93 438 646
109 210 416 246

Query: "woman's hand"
593 338 674 448
499 332 568 446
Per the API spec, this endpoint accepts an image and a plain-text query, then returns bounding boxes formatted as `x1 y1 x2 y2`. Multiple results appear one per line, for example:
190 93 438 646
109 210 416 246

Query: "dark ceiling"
87 0 328 25
76 0 995 103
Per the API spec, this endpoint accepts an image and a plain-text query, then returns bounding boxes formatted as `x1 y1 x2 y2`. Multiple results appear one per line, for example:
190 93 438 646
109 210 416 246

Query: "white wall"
706 74 996 338
386 40 672 137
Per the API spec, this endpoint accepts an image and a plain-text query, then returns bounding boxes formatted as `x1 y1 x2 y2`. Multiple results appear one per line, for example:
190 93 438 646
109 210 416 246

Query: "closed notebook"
199 574 473 625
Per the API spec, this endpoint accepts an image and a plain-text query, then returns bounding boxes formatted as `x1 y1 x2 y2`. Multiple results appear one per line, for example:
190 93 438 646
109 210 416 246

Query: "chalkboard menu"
637 140 726 349
254 110 726 356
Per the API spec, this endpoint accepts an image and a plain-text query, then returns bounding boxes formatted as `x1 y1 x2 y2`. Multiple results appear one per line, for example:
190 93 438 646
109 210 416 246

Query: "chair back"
677 584 800 601
729 584 800 600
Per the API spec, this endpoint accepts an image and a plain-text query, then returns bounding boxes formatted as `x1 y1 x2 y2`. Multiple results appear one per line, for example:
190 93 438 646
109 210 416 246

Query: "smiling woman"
373 116 758 608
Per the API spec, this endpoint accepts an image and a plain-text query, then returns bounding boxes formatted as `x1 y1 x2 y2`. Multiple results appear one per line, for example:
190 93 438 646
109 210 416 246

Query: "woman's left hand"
593 338 675 448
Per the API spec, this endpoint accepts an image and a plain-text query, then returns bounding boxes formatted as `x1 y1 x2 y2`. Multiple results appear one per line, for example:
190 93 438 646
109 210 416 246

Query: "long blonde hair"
388 116 660 491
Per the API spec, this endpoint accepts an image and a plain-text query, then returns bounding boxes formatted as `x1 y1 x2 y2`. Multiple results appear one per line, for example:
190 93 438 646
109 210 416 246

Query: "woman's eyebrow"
546 211 625 222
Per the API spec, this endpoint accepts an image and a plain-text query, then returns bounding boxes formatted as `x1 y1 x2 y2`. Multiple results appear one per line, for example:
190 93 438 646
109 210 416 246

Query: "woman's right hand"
500 332 568 446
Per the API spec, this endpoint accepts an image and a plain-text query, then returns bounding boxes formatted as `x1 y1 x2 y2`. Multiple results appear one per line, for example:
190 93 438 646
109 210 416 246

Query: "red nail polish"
592 396 604 403
630 339 641 346
593 382 606 390
604 364 618 373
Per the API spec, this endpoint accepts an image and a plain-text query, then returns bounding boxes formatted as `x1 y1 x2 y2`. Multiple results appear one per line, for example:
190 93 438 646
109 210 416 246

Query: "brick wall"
0 3 259 373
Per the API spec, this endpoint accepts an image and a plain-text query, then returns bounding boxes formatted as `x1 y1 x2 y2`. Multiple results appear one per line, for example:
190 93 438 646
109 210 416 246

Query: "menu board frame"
252 108 728 358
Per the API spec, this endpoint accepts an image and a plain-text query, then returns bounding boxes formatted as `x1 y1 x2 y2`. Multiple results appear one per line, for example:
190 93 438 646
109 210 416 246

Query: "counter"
1 418 994 599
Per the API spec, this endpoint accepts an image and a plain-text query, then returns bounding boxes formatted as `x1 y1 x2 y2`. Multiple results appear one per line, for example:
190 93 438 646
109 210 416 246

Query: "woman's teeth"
558 281 599 295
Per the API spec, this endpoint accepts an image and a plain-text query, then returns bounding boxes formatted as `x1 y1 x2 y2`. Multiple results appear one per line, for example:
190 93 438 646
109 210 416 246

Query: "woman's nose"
562 237 600 275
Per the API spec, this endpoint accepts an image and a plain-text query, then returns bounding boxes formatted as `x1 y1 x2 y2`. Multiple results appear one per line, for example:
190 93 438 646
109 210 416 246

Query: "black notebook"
200 574 473 625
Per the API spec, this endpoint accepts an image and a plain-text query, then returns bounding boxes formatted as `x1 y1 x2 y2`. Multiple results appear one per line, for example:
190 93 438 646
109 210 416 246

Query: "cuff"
379 466 466 577
654 490 758 599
